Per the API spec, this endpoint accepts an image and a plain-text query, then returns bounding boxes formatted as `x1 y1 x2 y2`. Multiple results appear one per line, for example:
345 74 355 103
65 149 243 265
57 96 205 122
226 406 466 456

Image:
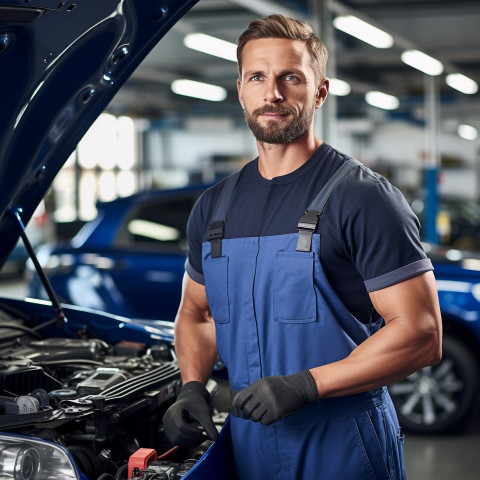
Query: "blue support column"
424 75 440 244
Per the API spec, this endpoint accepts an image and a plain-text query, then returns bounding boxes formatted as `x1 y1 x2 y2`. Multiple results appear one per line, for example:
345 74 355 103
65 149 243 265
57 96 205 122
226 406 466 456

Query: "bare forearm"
310 315 441 398
174 311 218 385
172 274 218 385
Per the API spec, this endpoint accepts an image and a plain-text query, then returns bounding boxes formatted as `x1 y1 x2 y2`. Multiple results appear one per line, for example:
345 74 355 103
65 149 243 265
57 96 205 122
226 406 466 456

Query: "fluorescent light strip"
184 33 237 62
171 79 227 102
457 124 478 141
333 15 393 49
401 50 443 76
446 73 478 95
329 78 351 96
365 91 399 110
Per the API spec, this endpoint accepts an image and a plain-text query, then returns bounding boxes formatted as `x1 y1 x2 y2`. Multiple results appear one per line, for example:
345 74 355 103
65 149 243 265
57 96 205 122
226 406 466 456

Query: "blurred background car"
26 184 208 321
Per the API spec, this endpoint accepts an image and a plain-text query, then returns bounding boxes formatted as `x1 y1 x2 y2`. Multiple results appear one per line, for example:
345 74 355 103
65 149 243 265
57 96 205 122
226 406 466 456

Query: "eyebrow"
243 68 306 79
279 69 305 78
243 70 264 78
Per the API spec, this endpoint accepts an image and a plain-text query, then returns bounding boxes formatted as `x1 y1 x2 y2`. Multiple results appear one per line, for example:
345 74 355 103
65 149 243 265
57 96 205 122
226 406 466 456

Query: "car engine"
0 315 220 480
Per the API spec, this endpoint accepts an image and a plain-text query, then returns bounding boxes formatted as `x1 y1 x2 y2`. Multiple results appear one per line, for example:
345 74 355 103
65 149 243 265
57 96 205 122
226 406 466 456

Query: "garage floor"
404 410 480 480
1 277 479 479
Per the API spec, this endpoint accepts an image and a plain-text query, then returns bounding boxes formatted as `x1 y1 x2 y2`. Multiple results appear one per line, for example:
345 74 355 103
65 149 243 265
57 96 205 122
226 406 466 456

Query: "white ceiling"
108 0 480 134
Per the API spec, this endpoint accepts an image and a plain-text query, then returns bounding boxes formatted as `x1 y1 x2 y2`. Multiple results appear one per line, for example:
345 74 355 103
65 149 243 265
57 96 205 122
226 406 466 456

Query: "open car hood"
0 0 198 270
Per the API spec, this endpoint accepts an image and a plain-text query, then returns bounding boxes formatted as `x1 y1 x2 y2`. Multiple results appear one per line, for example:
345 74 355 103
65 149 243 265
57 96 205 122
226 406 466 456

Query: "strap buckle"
207 220 226 258
296 210 320 252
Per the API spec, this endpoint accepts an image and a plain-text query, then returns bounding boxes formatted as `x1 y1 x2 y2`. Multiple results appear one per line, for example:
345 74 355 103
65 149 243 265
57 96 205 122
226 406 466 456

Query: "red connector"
128 448 158 478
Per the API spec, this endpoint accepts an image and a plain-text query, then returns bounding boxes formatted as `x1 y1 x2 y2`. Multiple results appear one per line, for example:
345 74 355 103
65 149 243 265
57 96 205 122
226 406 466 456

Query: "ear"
237 78 244 109
315 77 329 109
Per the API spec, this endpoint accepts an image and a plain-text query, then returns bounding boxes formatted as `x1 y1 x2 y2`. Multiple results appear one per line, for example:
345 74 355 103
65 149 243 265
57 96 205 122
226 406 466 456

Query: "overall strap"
207 171 241 258
296 157 362 252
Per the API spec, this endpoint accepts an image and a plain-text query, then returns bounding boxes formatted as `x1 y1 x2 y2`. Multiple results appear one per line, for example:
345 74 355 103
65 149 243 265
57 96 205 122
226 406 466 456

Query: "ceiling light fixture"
171 79 227 102
457 124 478 141
333 15 394 49
401 50 444 76
365 91 399 110
184 33 237 62
329 78 351 96
446 73 478 95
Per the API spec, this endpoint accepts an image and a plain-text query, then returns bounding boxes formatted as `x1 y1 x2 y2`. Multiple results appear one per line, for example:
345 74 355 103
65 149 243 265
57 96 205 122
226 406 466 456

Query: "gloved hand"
232 370 319 426
162 381 219 447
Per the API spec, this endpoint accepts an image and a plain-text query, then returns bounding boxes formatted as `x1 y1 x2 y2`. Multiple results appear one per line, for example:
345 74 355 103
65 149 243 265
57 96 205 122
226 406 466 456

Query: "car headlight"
0 434 85 480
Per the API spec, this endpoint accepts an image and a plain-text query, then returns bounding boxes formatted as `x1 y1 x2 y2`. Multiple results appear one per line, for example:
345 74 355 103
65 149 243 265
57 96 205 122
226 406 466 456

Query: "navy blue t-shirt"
186 143 432 324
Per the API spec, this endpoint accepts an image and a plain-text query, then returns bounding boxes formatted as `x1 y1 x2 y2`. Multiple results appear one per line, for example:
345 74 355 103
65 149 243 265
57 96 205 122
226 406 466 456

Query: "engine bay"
0 306 225 480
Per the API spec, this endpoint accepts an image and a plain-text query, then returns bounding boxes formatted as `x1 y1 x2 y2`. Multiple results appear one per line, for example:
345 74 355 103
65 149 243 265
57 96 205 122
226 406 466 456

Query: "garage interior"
45 0 480 233
1 1 480 479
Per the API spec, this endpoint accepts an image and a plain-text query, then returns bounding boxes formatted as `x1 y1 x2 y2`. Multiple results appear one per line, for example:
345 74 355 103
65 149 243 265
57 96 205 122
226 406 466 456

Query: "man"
163 14 442 480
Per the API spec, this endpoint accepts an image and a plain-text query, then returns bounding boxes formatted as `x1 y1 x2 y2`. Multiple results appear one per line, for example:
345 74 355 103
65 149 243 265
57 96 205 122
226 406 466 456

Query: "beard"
244 101 316 144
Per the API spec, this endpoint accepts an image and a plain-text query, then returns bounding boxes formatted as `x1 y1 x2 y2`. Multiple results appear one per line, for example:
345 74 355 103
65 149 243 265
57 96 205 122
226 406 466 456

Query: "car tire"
388 335 479 434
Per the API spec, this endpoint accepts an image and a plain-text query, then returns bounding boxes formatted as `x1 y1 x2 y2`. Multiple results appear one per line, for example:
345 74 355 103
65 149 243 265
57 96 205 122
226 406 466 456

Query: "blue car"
27 185 209 322
0 1 233 479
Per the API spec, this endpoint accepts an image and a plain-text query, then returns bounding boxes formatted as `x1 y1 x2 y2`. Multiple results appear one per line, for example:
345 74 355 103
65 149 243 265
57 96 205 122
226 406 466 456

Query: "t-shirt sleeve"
185 195 206 285
340 177 432 292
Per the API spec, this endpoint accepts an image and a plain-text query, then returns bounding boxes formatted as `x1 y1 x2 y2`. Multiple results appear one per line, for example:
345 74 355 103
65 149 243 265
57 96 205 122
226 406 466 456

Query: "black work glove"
162 381 219 447
232 370 319 426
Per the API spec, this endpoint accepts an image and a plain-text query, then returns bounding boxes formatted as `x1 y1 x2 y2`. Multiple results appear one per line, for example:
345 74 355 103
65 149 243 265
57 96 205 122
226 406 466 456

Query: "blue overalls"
202 158 407 480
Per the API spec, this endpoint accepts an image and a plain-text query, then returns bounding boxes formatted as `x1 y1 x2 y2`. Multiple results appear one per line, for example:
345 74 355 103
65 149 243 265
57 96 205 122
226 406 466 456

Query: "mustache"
252 106 296 117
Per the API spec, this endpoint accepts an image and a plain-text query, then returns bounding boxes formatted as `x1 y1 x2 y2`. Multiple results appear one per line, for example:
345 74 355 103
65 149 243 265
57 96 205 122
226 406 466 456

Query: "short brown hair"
237 14 328 80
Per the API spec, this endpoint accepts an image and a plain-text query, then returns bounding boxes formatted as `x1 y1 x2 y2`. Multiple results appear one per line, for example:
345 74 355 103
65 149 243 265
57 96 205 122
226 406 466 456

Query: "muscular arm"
174 273 218 385
310 271 442 398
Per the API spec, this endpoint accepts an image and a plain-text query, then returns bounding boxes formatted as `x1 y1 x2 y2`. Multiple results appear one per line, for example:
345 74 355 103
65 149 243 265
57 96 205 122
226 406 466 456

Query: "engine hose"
69 445 102 479
115 465 128 480
97 474 115 480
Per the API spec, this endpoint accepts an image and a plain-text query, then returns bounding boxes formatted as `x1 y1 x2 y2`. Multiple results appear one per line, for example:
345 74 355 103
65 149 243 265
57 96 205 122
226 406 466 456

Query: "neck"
256 132 323 180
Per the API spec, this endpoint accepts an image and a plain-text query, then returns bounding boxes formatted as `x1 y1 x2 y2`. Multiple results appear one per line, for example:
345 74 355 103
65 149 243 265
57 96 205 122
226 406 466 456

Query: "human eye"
250 74 263 82
284 74 300 83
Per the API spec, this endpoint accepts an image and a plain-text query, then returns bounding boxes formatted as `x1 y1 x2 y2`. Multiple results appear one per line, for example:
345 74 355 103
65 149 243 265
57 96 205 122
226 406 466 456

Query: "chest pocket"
274 250 317 323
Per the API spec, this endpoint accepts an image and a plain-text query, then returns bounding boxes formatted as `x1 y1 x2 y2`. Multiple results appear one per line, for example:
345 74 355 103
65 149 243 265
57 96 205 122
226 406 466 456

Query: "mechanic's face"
237 38 328 144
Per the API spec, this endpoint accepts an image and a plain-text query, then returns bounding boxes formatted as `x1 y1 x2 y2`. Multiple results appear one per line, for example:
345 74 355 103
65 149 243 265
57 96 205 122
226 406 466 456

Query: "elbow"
423 324 443 367
427 342 442 366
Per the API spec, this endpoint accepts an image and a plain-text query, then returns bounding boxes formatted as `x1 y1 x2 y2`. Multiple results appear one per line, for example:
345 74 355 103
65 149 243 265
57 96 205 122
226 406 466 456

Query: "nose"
264 78 283 103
